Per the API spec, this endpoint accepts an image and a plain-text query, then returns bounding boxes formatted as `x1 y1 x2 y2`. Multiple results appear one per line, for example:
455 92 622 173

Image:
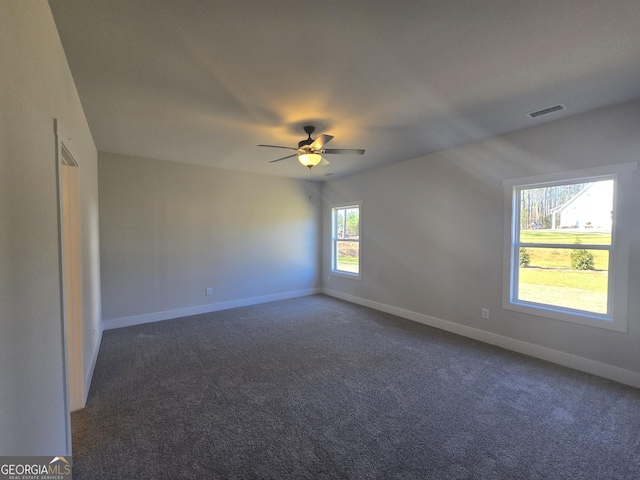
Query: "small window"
331 203 361 278
502 163 636 332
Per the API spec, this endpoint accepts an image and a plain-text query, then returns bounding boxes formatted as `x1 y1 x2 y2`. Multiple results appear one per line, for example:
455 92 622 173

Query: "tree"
520 183 587 230
520 248 531 267
345 209 359 237
570 238 595 270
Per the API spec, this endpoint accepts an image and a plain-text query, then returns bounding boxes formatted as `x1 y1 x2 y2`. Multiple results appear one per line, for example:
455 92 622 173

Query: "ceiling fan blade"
268 153 298 163
321 148 365 155
258 144 299 151
319 157 330 166
310 134 334 150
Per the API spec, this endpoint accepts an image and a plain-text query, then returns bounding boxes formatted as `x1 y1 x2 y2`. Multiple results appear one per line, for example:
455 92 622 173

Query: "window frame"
502 163 636 332
330 201 362 280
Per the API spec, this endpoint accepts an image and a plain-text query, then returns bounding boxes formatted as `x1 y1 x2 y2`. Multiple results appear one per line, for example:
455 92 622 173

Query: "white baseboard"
103 288 322 331
323 288 640 389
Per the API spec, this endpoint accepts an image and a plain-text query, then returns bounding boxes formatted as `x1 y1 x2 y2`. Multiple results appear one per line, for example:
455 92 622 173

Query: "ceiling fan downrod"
298 126 315 149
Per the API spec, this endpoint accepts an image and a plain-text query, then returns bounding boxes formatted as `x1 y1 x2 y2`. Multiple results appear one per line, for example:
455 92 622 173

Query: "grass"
520 230 611 245
519 267 608 292
522 247 609 270
518 229 610 313
518 283 607 314
337 256 358 265
520 229 610 272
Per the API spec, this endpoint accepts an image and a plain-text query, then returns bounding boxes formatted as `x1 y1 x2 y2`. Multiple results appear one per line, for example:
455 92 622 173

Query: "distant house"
551 180 613 229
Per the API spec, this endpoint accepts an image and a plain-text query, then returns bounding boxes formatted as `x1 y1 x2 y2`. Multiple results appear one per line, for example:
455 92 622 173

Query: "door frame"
54 119 85 453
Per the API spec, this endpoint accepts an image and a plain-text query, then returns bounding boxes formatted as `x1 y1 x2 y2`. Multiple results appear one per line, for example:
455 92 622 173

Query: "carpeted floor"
72 295 640 479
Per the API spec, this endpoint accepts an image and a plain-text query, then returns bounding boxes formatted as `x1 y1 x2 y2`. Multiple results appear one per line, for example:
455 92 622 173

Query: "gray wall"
0 2 101 455
323 100 640 374
99 152 321 325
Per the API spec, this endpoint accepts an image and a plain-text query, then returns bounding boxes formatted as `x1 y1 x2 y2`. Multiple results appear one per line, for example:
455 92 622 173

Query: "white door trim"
54 119 85 453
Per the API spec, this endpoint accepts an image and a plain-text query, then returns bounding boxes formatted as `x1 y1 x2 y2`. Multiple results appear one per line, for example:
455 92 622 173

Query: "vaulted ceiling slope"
49 0 640 179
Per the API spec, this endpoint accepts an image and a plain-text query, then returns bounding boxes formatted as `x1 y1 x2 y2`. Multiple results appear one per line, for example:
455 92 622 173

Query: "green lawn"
520 230 611 245
518 230 610 313
519 267 608 292
520 229 609 271
522 247 609 270
337 256 358 265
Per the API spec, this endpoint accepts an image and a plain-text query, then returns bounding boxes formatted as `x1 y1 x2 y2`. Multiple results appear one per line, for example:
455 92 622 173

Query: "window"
331 203 361 278
502 163 636 332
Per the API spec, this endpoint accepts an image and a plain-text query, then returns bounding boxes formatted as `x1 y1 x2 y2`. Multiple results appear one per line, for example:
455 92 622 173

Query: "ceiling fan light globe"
298 153 322 167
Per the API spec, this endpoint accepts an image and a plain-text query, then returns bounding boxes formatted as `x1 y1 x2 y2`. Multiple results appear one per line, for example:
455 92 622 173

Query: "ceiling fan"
258 126 365 169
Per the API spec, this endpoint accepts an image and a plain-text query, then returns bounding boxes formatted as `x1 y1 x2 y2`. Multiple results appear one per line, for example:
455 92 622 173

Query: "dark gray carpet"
72 295 640 479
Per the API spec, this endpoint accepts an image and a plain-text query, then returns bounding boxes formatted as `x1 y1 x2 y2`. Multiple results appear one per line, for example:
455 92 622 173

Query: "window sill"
502 300 626 333
330 270 362 281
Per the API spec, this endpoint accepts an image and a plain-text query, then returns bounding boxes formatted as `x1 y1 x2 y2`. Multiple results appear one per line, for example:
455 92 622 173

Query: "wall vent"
527 103 566 119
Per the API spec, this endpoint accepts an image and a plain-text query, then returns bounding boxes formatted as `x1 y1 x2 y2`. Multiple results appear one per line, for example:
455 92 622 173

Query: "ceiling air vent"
527 103 566 119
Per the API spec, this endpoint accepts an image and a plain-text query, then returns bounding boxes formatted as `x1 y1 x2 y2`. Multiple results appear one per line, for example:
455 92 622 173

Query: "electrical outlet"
206 287 212 296
481 308 490 319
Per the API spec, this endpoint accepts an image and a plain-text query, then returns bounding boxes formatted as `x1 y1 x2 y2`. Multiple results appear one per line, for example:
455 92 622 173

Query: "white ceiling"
49 0 640 180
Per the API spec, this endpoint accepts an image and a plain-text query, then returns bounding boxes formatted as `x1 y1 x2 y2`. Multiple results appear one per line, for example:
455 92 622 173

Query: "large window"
503 163 636 332
331 203 361 278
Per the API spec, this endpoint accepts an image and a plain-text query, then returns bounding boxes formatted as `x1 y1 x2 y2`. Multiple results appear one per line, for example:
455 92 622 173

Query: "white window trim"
502 162 636 332
330 201 362 280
